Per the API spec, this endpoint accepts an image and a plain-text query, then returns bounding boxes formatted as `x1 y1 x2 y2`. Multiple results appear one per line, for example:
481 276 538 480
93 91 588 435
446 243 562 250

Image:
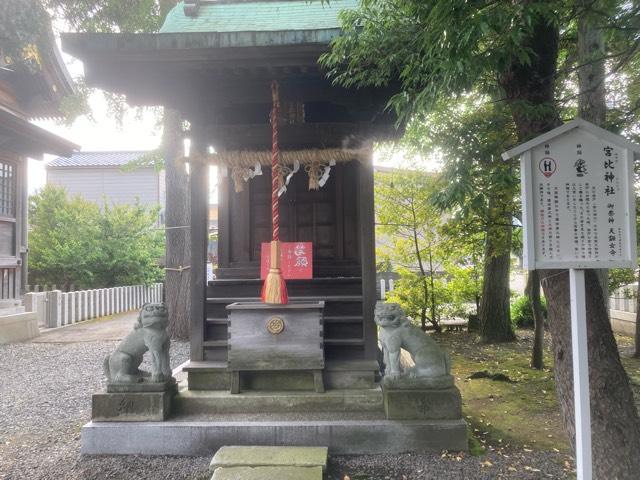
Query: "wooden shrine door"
218 161 361 279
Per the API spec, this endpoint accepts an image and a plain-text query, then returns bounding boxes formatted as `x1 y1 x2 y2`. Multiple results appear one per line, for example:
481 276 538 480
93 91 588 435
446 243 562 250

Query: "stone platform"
83 382 467 455
81 415 468 455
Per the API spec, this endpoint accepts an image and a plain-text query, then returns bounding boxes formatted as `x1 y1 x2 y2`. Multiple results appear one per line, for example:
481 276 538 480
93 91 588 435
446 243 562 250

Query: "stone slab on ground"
384 386 462 420
211 466 322 480
0 312 39 344
80 418 468 455
210 446 328 469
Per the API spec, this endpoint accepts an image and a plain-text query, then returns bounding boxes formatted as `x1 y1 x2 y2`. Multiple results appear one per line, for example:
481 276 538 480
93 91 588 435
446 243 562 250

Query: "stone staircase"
210 446 327 480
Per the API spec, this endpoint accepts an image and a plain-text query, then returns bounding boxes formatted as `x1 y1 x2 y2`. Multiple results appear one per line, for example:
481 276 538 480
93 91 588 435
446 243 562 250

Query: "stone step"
210 446 327 480
211 445 328 469
211 466 322 480
174 387 383 415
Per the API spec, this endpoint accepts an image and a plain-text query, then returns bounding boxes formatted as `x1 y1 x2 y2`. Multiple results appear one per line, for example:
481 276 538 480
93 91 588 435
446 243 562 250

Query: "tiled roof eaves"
160 0 358 34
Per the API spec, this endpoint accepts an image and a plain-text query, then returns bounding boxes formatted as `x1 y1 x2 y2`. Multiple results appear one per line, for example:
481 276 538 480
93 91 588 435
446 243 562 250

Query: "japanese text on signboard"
526 128 633 268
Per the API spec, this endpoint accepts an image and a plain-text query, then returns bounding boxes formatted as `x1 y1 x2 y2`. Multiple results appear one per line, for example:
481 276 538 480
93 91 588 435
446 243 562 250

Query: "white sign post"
503 118 639 480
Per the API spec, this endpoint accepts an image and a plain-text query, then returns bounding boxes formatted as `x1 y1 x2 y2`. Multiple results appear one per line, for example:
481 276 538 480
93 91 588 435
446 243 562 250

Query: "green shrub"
29 185 164 289
510 295 547 328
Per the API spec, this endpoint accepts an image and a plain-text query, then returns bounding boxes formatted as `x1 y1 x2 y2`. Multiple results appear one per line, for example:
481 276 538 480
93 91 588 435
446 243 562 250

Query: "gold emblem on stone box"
266 316 285 335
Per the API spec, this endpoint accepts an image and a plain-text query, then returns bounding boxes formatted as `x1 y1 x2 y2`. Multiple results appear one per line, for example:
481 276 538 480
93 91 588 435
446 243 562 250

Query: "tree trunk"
578 0 609 303
542 269 640 477
163 108 191 339
577 0 606 125
526 270 545 369
499 4 640 476
428 247 438 329
479 203 515 343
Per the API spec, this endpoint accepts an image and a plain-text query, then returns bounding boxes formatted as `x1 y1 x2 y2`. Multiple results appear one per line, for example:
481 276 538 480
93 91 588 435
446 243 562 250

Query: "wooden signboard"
260 242 313 279
503 118 640 480
507 118 638 270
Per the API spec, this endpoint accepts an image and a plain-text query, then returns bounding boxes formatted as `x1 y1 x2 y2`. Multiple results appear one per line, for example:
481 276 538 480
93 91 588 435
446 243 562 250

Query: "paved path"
32 311 138 343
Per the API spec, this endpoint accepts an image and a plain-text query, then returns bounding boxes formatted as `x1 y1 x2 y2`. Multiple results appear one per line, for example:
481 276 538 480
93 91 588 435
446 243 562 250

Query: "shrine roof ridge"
502 118 640 161
161 0 358 34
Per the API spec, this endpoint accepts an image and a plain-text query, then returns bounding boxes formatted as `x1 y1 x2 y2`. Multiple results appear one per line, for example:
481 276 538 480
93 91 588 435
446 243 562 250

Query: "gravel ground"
0 338 574 480
0 340 209 480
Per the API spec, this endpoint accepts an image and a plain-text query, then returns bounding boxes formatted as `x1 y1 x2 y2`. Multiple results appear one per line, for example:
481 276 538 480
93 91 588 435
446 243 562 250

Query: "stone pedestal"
92 379 177 422
382 375 462 420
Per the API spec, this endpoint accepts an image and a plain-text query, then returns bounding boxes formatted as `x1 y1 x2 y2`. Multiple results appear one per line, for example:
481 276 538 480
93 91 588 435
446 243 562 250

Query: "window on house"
0 160 16 218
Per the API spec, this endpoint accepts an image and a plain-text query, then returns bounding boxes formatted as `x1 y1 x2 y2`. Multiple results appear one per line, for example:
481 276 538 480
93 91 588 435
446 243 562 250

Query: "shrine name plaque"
227 301 324 371
518 124 637 270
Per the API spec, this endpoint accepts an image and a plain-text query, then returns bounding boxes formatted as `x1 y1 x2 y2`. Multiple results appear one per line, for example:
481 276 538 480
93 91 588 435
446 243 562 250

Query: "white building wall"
47 167 162 209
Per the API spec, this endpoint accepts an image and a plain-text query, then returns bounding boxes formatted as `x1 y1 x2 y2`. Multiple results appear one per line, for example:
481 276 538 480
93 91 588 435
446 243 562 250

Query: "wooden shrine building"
63 0 399 390
0 37 76 307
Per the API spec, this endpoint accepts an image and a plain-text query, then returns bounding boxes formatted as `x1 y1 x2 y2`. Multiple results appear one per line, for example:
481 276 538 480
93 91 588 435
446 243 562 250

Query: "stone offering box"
227 301 325 393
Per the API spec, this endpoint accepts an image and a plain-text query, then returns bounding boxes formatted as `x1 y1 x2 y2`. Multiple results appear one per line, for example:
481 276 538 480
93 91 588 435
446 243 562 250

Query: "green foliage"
609 268 637 295
322 0 567 122
0 0 51 71
29 185 164 289
511 295 547 328
2 1 176 124
377 169 480 328
418 97 519 234
45 0 170 34
409 95 519 276
28 186 103 289
323 1 640 139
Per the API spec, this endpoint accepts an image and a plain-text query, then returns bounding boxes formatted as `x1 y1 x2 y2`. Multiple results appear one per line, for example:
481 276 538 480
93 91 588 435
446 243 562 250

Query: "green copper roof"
160 0 359 34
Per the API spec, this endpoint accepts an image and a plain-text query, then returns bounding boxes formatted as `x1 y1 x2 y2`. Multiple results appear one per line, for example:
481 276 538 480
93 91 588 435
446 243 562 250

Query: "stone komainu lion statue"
104 303 172 384
375 302 451 379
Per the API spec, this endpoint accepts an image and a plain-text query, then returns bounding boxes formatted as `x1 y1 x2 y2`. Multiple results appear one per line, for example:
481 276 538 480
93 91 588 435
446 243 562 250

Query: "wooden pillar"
16 157 27 296
190 129 208 361
217 166 230 271
359 150 378 361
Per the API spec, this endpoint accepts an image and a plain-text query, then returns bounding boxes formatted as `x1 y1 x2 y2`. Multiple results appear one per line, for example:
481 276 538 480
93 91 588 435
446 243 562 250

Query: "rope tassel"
261 80 289 304
261 240 288 304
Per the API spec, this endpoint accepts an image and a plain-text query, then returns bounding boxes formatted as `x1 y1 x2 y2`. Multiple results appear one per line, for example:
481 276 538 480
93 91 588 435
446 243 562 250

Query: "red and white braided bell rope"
271 80 280 242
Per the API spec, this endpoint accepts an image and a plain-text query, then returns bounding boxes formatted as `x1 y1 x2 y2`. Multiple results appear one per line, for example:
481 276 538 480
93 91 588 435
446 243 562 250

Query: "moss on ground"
438 329 568 453
437 329 640 456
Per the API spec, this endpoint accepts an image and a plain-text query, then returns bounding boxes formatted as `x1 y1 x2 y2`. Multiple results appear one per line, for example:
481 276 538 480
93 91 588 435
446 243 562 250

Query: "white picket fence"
609 283 637 335
24 283 163 329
